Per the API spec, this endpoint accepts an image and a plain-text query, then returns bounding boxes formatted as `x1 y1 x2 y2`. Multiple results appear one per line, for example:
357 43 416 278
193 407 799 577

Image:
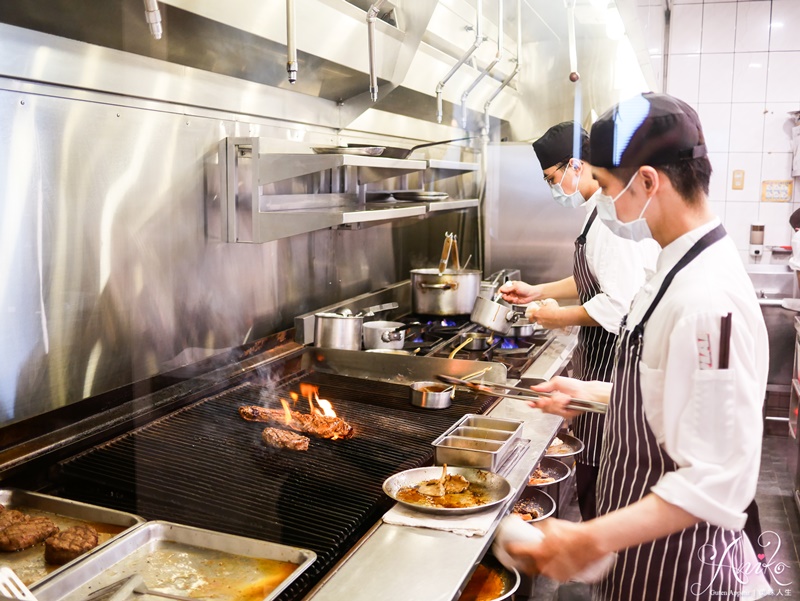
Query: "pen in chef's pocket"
718 312 732 369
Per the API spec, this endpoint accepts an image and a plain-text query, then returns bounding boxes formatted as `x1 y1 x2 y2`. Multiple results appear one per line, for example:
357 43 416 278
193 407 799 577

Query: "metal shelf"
220 138 478 243
425 198 479 212
424 160 479 182
259 153 427 185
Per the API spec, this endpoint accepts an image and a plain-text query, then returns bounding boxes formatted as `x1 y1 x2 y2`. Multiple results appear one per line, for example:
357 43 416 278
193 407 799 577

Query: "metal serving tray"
32 521 317 601
432 414 523 471
0 489 144 590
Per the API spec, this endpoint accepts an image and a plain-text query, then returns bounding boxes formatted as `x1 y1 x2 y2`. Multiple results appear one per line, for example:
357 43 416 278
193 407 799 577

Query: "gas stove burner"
403 332 443 351
499 337 520 350
427 318 457 328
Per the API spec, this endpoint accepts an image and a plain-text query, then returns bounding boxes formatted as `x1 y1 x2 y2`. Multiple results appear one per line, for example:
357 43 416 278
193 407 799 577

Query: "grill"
48 369 497 601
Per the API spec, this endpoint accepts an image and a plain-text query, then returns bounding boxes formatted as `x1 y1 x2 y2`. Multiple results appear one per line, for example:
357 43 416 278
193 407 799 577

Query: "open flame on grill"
280 399 292 424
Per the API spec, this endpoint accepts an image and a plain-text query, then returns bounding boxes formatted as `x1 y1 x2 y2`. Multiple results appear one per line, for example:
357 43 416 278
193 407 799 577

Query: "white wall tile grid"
666 0 800 251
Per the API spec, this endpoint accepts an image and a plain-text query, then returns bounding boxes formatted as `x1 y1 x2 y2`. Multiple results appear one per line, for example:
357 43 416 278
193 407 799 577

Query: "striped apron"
595 224 744 600
571 208 615 471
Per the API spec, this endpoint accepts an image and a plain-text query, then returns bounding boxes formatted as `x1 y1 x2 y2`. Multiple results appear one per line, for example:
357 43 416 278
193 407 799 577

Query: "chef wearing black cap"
499 121 658 522
501 93 770 599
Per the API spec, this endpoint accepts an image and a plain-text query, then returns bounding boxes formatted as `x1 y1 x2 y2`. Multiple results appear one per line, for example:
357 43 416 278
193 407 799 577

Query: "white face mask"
595 171 654 241
549 160 585 208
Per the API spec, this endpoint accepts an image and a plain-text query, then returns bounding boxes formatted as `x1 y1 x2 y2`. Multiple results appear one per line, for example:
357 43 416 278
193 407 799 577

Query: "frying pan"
315 137 475 160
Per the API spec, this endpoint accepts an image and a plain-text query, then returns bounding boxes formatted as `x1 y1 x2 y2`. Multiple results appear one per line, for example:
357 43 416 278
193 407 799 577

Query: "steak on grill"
45 524 99 564
239 405 354 439
261 427 310 451
0 509 28 530
0 516 59 551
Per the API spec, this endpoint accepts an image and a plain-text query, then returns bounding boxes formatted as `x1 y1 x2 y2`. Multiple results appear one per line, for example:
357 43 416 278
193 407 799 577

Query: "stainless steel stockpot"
313 313 363 350
410 268 481 315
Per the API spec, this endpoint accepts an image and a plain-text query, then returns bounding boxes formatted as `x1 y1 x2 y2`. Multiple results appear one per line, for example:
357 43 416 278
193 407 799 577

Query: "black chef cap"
590 93 707 169
532 121 589 171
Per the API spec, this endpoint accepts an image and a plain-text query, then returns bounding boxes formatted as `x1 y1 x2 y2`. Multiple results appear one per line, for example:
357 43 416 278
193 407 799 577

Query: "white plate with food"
544 433 584 458
527 457 571 487
382 465 512 516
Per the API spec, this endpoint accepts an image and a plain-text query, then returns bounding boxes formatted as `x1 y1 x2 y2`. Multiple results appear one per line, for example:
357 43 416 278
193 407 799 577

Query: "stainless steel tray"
432 414 523 471
32 521 317 601
0 489 144 590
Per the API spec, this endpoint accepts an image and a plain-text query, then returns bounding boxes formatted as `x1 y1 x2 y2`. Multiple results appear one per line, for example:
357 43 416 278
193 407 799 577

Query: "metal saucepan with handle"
362 321 419 350
314 312 363 350
470 295 526 334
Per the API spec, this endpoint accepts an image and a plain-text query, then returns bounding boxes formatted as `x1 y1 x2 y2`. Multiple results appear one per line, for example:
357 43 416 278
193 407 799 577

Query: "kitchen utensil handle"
449 336 474 359
451 235 460 271
419 282 456 290
439 232 453 274
410 136 474 152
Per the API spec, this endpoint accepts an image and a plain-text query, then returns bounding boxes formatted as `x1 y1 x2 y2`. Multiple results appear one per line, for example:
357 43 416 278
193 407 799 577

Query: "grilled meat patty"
0 516 59 551
0 510 28 531
239 405 354 439
45 524 99 564
261 427 310 451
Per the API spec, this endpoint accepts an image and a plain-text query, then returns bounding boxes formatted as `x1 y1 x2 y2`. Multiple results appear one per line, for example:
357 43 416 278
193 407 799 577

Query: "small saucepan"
510 319 536 338
470 296 526 335
410 381 454 409
458 331 494 351
363 321 418 350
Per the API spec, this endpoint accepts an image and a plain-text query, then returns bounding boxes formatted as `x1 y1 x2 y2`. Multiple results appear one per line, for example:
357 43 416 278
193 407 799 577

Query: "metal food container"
0 489 144 590
432 414 523 471
32 521 317 601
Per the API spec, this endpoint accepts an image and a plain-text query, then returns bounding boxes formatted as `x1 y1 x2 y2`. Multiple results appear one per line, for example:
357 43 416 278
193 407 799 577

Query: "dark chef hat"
590 92 707 169
532 122 589 170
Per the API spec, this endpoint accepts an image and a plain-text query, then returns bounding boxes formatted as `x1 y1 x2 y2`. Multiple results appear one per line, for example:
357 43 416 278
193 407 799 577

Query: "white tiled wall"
666 0 800 255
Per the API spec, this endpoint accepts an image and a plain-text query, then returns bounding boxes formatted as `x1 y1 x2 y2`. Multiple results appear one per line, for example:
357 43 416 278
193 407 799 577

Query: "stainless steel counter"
303 330 578 601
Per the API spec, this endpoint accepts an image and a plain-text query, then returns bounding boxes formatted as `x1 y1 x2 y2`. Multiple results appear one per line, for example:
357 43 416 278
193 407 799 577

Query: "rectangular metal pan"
32 521 317 601
0 489 144 590
432 414 524 471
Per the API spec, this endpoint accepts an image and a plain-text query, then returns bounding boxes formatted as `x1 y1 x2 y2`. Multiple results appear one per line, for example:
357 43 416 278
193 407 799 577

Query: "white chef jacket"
628 218 768 531
580 193 660 333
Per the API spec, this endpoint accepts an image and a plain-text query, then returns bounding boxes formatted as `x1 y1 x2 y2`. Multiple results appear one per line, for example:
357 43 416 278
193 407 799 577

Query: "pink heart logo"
758 554 765 561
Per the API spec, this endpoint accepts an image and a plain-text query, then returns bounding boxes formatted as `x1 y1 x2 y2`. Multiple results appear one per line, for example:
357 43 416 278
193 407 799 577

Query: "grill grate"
54 372 496 601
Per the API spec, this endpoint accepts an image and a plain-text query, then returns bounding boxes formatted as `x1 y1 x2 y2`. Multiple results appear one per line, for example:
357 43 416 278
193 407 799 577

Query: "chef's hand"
506 518 605 582
525 301 563 331
526 376 582 419
498 281 543 305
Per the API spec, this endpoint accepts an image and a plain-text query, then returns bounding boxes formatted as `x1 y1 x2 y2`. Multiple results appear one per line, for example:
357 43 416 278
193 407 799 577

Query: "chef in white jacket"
502 93 771 599
500 122 658 522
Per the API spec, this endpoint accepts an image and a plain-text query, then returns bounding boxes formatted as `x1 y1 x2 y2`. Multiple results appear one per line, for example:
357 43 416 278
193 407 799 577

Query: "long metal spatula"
0 568 37 601
435 374 607 414
83 575 201 601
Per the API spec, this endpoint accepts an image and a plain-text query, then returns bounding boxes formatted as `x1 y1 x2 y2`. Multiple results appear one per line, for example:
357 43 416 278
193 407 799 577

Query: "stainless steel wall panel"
0 81 473 428
483 143 584 285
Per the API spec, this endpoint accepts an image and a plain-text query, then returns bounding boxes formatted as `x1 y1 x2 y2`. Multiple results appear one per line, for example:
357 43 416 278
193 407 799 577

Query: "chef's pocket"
638 362 665 437
691 369 735 464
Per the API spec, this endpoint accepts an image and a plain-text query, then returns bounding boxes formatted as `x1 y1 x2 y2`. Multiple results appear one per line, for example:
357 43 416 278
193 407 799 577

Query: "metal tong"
438 232 461 274
435 374 608 414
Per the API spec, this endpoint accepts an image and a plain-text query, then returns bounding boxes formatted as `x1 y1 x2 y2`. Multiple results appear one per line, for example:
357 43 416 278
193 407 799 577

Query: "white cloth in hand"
492 515 616 583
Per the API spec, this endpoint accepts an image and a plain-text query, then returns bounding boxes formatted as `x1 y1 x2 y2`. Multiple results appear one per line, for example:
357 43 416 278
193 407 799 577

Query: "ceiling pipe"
435 0 486 124
143 0 162 40
483 0 521 132
367 0 388 102
460 0 503 129
286 0 297 84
